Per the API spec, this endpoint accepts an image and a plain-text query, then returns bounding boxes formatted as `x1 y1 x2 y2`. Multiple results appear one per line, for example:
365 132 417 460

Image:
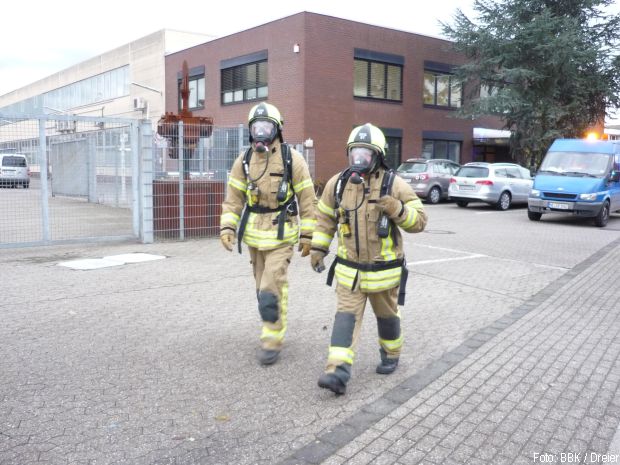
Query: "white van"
0 153 30 188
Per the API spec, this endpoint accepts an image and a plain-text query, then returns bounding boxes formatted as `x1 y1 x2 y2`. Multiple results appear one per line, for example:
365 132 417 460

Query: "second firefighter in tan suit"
311 123 427 394
220 103 316 365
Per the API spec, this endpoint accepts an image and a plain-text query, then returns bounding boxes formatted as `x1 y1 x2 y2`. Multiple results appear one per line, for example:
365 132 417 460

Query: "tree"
442 0 620 166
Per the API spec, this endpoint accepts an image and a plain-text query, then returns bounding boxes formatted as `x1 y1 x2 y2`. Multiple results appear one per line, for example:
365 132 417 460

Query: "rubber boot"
376 348 399 375
317 373 347 395
258 349 280 365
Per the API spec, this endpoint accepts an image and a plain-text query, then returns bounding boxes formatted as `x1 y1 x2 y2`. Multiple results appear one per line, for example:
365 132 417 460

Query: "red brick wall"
164 12 504 184
165 14 306 141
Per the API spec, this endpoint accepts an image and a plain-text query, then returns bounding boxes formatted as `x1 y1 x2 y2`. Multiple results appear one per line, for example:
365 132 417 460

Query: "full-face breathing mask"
348 146 377 183
250 119 277 153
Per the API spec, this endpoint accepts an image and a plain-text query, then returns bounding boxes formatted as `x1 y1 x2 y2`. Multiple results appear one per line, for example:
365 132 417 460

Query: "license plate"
459 185 475 191
548 201 569 210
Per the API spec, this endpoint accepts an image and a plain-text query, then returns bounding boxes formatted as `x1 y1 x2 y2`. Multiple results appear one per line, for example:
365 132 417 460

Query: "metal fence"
0 115 316 247
151 122 315 240
0 114 140 247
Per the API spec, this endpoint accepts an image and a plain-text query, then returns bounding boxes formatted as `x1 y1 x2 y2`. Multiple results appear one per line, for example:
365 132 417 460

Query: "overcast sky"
1 0 618 121
0 0 477 97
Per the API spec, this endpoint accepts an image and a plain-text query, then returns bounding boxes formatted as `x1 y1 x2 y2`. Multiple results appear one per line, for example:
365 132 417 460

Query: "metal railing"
0 115 316 247
0 114 140 247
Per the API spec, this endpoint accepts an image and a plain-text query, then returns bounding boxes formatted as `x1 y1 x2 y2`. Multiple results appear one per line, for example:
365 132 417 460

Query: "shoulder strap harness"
327 168 408 304
236 144 296 253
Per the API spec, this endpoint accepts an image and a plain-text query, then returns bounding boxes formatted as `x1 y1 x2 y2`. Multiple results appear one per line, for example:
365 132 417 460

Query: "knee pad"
258 291 279 323
330 312 356 347
377 316 400 341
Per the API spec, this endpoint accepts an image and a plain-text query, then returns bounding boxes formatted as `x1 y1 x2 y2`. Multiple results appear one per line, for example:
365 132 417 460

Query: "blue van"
527 139 620 227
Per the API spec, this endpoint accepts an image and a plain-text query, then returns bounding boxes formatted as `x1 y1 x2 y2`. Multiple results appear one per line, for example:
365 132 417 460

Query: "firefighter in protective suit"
220 103 316 365
310 123 427 394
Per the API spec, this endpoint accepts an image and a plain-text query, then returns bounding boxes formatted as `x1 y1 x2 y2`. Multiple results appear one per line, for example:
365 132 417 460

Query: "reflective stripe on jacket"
220 142 316 250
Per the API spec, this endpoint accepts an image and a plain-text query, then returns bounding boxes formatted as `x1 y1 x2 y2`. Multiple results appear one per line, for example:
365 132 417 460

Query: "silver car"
0 153 30 188
397 158 461 204
448 162 533 210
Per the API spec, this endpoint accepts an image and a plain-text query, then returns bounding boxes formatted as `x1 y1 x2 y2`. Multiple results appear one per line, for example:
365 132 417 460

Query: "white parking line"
476 209 525 214
411 243 568 270
408 254 486 266
413 244 476 254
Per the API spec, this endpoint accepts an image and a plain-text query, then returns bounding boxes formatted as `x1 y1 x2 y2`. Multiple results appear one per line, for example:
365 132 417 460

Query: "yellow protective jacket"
220 141 316 250
312 168 427 293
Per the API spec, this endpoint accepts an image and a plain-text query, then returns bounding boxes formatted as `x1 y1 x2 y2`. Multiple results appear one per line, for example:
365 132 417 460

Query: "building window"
422 139 461 163
178 75 205 110
0 66 131 115
354 59 402 102
423 71 461 108
221 61 267 105
384 136 402 169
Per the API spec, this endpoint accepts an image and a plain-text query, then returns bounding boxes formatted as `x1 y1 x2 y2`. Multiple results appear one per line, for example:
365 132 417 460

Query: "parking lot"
1 201 619 465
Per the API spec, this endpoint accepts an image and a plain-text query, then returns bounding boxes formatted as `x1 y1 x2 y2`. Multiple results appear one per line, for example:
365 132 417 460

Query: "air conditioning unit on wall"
133 97 146 110
56 120 76 133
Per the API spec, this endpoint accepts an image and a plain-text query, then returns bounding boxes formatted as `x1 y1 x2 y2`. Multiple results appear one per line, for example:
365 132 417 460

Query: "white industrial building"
0 29 214 127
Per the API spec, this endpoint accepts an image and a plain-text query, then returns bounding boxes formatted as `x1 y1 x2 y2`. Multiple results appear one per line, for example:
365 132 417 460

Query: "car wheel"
496 191 511 211
594 201 610 227
528 209 542 221
456 200 469 208
428 186 441 204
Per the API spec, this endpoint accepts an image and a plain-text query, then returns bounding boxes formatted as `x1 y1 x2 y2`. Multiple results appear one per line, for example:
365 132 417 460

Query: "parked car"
528 138 620 227
448 162 533 210
396 158 461 204
0 153 30 188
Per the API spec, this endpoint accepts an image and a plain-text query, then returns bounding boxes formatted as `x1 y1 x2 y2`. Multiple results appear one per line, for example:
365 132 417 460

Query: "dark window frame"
423 70 462 109
384 135 402 169
422 139 461 163
354 58 403 103
220 60 268 105
177 74 205 111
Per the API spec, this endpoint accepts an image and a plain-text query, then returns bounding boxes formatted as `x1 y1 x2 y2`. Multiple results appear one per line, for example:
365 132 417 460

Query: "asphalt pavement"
1 203 619 465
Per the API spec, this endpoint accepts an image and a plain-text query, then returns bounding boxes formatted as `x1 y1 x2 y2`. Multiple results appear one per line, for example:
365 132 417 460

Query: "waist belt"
326 256 409 305
237 199 295 254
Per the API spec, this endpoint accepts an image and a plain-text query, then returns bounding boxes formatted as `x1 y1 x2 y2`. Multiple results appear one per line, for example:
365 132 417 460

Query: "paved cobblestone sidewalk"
284 238 620 465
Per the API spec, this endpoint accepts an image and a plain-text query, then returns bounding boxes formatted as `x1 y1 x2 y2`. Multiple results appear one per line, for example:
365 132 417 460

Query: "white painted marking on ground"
57 258 125 270
103 253 165 263
412 243 568 270
413 243 481 255
408 254 486 266
58 253 166 270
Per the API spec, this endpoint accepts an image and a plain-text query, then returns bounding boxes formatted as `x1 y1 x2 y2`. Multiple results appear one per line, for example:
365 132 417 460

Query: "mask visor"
348 146 375 173
250 120 277 145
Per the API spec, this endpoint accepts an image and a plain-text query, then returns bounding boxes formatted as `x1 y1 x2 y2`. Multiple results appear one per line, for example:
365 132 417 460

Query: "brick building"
164 12 508 184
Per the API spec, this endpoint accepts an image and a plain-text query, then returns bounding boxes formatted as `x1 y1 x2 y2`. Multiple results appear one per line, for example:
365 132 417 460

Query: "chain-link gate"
0 114 141 248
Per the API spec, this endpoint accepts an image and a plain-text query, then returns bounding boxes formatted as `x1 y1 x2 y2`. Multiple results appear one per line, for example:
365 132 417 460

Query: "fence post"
237 124 244 154
140 121 154 243
131 122 140 238
178 121 185 241
88 135 97 203
38 118 50 243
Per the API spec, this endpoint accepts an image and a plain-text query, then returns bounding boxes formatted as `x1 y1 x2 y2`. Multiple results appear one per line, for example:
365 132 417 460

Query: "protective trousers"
249 245 294 351
325 283 402 383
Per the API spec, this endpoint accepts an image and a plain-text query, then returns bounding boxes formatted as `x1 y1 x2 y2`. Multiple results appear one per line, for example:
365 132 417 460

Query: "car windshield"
397 162 427 173
2 156 26 167
539 151 611 177
457 166 489 178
